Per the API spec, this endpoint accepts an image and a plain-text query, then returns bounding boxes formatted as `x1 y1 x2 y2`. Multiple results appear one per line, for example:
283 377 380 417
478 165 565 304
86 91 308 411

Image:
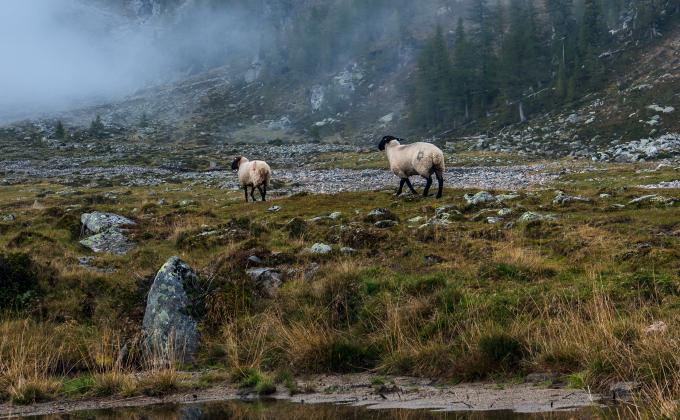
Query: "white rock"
310 243 332 254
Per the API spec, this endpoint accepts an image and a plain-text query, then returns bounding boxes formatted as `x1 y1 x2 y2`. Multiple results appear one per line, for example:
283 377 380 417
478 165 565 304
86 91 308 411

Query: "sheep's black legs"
257 185 266 201
396 179 406 196
435 171 444 199
250 186 256 202
423 176 433 197
397 178 418 196
405 179 417 194
244 187 249 202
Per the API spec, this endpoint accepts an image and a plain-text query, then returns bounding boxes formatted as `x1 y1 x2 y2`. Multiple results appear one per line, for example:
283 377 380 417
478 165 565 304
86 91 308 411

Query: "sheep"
378 135 445 198
231 156 272 202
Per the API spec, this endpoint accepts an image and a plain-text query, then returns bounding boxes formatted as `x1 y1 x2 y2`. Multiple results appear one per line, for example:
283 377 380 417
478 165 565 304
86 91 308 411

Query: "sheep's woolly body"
238 159 271 188
385 141 445 178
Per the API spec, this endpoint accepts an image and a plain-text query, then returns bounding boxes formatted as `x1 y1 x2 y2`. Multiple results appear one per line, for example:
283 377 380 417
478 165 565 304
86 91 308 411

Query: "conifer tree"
55 121 66 140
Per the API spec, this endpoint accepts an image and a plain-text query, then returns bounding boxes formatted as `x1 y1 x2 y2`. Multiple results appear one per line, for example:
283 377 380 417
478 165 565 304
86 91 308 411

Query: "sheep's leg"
244 187 249 203
423 176 433 197
257 185 266 201
250 186 256 202
405 178 417 195
435 171 444 199
395 179 406 196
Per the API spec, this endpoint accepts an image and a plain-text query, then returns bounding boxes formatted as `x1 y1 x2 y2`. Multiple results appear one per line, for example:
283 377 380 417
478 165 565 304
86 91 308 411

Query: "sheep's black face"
379 135 397 151
231 157 242 171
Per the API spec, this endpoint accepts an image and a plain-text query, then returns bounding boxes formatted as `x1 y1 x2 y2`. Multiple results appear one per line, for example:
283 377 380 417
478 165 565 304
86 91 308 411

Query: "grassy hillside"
0 162 679 413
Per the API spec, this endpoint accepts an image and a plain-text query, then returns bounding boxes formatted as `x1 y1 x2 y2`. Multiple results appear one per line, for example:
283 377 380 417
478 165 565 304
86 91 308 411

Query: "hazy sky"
0 0 261 120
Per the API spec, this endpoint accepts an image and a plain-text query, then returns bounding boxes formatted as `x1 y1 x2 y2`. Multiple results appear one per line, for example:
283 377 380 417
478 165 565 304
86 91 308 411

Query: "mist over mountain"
0 0 268 120
1 0 679 157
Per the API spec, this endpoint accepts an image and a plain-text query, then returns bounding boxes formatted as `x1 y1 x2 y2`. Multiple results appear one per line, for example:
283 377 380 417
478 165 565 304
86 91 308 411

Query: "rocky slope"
3 2 680 162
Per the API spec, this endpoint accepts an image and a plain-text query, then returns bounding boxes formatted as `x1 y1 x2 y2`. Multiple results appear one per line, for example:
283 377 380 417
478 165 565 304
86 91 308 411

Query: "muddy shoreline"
0 374 602 418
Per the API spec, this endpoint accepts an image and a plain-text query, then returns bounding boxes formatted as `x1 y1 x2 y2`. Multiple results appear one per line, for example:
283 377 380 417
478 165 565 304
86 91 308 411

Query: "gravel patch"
0 160 559 192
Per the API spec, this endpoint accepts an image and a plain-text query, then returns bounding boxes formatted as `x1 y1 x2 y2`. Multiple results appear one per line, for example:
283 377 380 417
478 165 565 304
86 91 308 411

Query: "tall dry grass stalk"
0 320 62 403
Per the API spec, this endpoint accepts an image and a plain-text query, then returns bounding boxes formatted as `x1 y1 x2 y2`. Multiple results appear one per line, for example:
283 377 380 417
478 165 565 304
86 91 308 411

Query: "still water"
26 399 618 420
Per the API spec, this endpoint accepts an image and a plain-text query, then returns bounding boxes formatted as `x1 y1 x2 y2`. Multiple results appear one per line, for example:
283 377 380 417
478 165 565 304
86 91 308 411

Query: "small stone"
247 255 263 265
267 205 281 212
329 211 342 220
246 268 283 298
487 217 502 224
497 208 512 217
464 191 497 206
644 321 667 335
423 255 444 265
610 382 641 401
553 191 591 205
1 214 16 222
374 220 398 229
310 243 332 254
303 263 321 281
340 247 357 255
364 208 398 223
518 212 556 223
496 193 520 202
408 216 425 224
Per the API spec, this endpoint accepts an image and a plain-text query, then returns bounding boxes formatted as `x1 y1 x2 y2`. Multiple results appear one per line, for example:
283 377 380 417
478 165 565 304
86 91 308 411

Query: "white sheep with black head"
378 135 445 198
231 156 271 202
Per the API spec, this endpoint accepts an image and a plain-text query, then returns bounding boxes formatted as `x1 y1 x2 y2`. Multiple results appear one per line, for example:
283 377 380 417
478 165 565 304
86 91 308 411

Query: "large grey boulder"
81 212 135 234
142 257 200 364
80 212 136 255
80 230 135 255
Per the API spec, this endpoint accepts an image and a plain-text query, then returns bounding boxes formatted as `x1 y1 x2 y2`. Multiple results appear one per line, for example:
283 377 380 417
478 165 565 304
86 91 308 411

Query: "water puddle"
23 399 621 419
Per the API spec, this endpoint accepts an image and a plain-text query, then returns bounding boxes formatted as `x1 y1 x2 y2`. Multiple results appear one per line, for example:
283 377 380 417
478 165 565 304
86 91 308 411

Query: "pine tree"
546 0 576 99
469 0 498 114
499 0 545 122
139 113 149 128
413 26 455 130
451 18 474 123
90 115 105 135
574 0 607 93
55 121 66 140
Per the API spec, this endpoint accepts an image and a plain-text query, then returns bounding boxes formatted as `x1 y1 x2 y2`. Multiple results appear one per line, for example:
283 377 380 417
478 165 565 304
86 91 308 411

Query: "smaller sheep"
231 156 272 202
378 135 445 198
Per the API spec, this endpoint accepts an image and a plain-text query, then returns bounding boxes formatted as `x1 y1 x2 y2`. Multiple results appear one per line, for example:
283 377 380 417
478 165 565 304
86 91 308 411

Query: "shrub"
478 333 524 372
0 253 42 311
319 339 379 373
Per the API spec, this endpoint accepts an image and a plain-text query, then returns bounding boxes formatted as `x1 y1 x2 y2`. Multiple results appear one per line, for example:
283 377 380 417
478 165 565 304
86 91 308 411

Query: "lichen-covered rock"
1 214 16 222
628 194 676 206
374 220 398 229
310 243 333 254
518 212 556 223
79 229 135 255
246 268 283 298
142 257 200 364
364 208 398 223
464 191 497 206
553 191 591 205
81 212 135 234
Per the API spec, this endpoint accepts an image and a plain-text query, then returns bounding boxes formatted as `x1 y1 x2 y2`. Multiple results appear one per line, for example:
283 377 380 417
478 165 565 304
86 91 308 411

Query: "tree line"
411 0 679 131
